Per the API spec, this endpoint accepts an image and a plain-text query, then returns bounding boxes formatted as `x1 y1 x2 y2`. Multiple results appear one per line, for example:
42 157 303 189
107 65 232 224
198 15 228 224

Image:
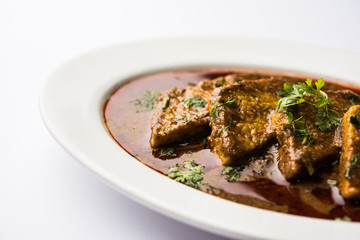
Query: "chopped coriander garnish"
217 116 233 136
285 112 313 145
316 107 340 132
162 96 170 109
276 78 331 112
210 99 237 121
132 91 159 110
182 96 206 109
215 77 225 87
168 161 204 188
345 156 358 179
335 216 351 222
276 78 340 132
221 165 245 182
348 115 360 129
159 148 177 158
262 105 271 111
175 115 191 122
347 95 356 106
276 90 287 97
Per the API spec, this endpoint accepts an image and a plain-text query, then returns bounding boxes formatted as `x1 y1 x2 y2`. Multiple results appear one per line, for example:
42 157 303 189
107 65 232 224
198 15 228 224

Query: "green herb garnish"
133 91 159 110
182 96 206 109
347 95 356 106
168 161 204 188
345 156 358 179
285 112 313 145
162 96 170 109
210 99 237 121
175 115 191 122
316 107 341 132
348 115 360 129
159 148 177 158
276 78 340 132
262 105 271 111
217 116 233 136
275 90 287 97
215 77 225 87
221 165 245 182
276 78 331 111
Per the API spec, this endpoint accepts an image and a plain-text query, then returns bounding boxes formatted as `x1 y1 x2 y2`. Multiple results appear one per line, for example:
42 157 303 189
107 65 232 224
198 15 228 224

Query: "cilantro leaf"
217 116 233 136
276 78 340 132
175 115 191 122
182 96 206 109
221 165 245 182
215 77 225 87
347 95 356 106
159 148 177 158
168 161 204 188
262 105 271 111
348 115 360 129
345 156 358 180
210 99 237 121
132 91 159 110
285 112 313 145
316 108 340 132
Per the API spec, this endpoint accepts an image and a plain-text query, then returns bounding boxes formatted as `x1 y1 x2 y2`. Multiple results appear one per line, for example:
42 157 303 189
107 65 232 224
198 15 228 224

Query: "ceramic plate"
40 37 360 239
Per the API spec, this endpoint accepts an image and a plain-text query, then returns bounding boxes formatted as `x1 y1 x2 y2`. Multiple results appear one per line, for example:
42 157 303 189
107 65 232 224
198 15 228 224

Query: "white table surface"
2 1 360 239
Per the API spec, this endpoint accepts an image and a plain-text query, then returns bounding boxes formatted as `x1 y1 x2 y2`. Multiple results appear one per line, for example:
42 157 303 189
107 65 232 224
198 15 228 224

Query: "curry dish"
104 69 360 221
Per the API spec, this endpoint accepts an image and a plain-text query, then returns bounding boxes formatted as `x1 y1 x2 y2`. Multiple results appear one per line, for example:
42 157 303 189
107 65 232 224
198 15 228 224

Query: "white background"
2 1 360 239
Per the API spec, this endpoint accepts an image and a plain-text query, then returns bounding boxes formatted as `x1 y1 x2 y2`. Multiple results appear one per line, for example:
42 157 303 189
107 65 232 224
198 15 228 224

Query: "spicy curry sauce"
104 69 360 221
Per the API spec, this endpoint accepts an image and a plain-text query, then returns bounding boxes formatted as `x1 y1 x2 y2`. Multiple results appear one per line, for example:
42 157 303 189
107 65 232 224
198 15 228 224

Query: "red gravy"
104 69 360 221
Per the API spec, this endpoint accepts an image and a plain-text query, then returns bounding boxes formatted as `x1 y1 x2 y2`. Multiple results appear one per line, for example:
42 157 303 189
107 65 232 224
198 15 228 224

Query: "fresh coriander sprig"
316 107 340 132
168 161 204 188
276 78 340 132
276 78 332 112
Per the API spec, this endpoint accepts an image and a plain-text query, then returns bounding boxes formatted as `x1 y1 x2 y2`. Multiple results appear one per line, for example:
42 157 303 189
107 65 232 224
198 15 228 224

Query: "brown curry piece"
150 73 360 199
339 105 360 199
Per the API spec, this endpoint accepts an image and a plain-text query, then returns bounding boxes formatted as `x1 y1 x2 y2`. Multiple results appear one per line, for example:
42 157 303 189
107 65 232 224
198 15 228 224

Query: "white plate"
40 37 360 240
